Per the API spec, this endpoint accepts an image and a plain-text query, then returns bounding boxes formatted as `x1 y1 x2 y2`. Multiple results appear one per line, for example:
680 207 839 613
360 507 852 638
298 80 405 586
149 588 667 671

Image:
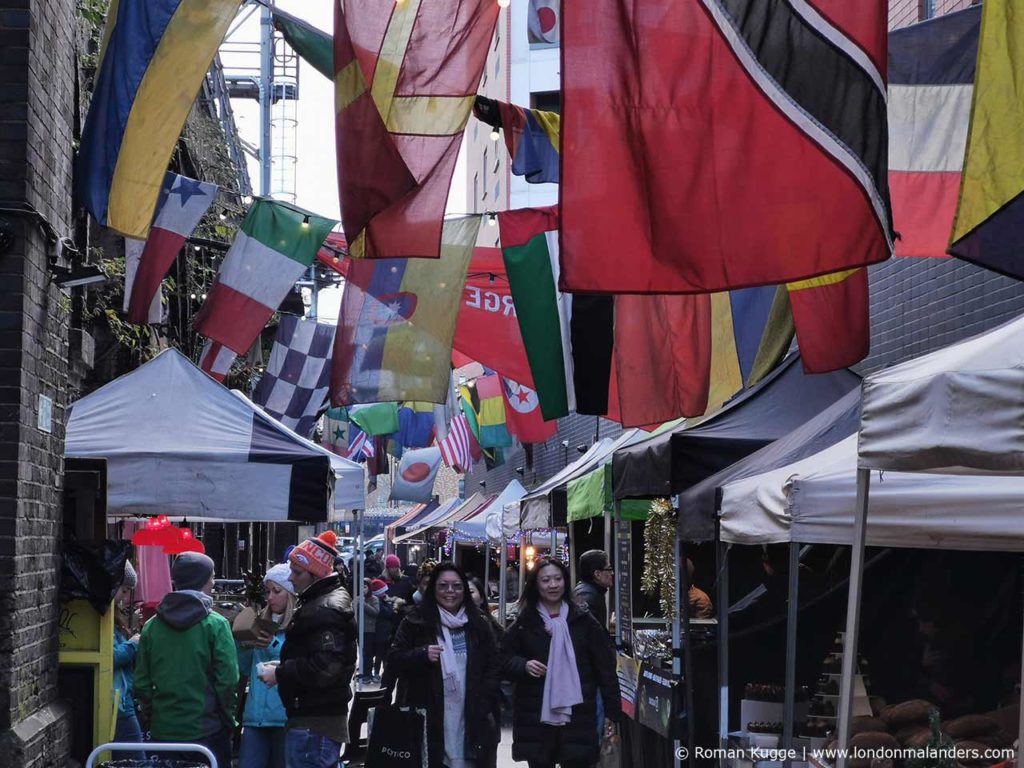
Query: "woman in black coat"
502 557 621 768
387 562 501 768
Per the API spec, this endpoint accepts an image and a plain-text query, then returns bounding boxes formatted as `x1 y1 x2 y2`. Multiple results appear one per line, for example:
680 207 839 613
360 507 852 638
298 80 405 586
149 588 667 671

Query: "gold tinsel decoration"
641 497 677 619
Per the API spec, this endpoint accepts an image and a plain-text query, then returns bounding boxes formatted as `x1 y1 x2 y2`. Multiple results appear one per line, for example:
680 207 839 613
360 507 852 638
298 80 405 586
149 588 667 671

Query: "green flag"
272 8 333 80
348 403 399 436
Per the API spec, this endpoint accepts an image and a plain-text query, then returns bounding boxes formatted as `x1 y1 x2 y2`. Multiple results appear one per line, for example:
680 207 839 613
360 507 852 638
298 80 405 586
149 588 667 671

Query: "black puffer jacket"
572 579 608 629
502 601 621 765
387 607 501 768
276 574 357 718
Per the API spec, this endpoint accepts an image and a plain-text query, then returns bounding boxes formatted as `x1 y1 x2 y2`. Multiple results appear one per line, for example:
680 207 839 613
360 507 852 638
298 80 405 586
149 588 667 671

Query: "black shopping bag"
364 706 428 768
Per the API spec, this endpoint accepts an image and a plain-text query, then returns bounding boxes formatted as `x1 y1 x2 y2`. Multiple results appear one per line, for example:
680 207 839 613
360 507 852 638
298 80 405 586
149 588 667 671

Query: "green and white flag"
498 206 576 420
348 402 400 436
194 198 336 355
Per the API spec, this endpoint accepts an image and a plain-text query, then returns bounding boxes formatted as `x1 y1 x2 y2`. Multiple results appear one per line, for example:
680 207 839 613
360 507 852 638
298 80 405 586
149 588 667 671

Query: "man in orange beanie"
258 531 357 768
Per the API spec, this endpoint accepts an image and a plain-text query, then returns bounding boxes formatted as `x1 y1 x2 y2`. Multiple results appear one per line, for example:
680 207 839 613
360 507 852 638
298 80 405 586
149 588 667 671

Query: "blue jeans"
596 689 605 739
240 725 287 768
285 727 342 768
112 713 146 761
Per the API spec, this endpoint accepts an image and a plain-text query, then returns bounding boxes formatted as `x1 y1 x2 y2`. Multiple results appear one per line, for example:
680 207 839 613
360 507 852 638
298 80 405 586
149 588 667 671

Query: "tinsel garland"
641 498 677 619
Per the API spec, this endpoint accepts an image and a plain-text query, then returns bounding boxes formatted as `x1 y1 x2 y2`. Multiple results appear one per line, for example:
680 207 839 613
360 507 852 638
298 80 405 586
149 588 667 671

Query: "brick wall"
0 0 77 763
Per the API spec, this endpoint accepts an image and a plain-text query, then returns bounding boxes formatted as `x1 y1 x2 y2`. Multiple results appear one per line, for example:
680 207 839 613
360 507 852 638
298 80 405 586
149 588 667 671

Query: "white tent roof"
719 432 1024 552
859 312 1024 474
450 479 527 544
66 349 365 521
392 496 473 543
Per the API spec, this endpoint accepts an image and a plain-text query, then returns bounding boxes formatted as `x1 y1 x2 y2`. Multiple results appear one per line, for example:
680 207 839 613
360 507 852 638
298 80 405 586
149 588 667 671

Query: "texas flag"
124 172 216 324
501 377 556 444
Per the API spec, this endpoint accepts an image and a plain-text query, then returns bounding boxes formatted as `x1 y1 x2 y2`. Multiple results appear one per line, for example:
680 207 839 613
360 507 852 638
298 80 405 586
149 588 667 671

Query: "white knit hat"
264 563 296 595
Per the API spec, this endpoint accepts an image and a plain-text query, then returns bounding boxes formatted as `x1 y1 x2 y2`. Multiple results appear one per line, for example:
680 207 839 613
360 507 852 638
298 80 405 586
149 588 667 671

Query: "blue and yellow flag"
78 0 239 239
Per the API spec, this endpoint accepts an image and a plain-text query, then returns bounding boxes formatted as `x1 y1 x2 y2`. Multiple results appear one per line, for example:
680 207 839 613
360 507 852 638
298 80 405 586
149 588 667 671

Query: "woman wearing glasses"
387 562 501 768
502 557 621 768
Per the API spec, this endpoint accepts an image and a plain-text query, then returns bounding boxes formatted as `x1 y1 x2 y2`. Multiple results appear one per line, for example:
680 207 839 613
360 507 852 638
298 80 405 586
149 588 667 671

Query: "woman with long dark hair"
502 557 621 768
387 562 501 768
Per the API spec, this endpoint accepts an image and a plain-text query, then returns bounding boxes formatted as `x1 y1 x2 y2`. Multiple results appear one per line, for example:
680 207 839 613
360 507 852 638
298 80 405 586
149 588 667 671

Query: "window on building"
919 0 935 19
531 91 561 114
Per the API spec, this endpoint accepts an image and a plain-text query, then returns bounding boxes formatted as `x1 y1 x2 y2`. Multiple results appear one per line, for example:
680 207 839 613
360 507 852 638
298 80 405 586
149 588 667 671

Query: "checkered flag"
253 316 336 437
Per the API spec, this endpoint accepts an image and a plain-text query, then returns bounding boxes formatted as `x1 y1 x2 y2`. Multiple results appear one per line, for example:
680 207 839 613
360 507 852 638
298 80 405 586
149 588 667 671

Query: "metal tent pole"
499 539 508 628
677 539 695 768
483 543 491 606
836 468 871 768
355 509 365 680
604 506 613 633
613 502 622 648
717 539 730 750
783 540 800 763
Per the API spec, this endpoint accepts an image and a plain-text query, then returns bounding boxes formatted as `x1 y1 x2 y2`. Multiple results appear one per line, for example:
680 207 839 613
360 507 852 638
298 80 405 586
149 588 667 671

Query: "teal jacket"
237 632 287 728
135 591 239 741
113 628 137 717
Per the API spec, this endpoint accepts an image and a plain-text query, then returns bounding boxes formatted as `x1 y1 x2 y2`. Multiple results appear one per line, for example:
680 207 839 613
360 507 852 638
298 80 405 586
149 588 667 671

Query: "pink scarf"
437 606 468 694
538 602 583 725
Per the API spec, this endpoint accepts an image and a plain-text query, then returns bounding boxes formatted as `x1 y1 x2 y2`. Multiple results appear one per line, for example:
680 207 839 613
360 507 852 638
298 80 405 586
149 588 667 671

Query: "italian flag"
498 206 575 420
194 199 337 354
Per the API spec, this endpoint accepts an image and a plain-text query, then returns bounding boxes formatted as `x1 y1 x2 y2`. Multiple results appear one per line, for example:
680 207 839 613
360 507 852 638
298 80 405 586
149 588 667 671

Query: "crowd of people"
111 534 626 768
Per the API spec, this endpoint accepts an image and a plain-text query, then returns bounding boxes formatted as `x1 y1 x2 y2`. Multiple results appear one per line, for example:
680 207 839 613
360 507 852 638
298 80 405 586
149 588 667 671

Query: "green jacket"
135 590 239 741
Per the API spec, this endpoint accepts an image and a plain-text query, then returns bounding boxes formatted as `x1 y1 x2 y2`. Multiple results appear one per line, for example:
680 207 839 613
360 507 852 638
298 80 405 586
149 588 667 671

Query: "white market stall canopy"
859 311 1024 474
392 495 476 543
65 349 365 521
450 479 527 544
719 432 1024 552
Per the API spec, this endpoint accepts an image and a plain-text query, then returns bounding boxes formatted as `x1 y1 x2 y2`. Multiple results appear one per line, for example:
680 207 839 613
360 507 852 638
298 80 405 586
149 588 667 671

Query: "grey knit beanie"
171 552 215 591
121 560 138 589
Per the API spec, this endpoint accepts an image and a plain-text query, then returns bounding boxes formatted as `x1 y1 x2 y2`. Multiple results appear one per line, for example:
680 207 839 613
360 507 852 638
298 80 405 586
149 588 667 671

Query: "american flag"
438 413 477 472
346 428 375 461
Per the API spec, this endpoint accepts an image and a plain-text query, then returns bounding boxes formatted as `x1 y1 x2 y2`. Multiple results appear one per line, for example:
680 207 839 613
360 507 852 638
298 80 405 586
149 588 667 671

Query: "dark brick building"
0 0 78 764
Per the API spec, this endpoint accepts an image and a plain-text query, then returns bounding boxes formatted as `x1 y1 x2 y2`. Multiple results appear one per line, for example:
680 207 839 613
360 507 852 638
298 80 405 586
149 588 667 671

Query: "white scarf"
538 602 584 726
437 606 468 694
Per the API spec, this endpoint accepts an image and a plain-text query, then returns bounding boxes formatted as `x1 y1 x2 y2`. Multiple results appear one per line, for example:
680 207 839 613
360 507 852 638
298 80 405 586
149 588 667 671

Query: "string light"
301 215 310 229
190 292 197 300
219 211 227 221
497 0 510 7
490 128 500 141
201 293 207 300
193 245 201 252
488 213 497 227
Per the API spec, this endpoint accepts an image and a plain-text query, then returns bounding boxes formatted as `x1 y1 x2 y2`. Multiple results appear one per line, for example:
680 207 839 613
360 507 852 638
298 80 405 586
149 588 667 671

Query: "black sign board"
636 662 676 738
616 519 632 646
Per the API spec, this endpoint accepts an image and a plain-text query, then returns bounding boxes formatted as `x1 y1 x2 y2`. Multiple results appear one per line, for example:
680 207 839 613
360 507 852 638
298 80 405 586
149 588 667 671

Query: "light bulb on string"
190 292 197 300
301 215 310 229
193 245 200 252
219 211 227 221
487 213 497 227
490 128 500 141
201 293 207 300
497 0 510 7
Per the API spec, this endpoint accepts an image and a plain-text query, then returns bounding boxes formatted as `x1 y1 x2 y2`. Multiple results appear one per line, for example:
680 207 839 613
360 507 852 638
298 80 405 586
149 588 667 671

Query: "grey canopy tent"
65 348 365 522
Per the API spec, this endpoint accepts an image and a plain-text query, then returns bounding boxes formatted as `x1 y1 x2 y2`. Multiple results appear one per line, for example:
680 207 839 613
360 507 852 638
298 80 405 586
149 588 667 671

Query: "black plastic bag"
60 540 131 614
365 706 428 768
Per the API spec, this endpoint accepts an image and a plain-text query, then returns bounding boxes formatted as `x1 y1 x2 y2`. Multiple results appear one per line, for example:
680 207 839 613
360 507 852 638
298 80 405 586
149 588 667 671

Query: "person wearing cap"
113 559 145 761
372 578 398 677
234 563 297 768
356 578 383 677
135 551 239 768
258 531 357 768
383 554 415 603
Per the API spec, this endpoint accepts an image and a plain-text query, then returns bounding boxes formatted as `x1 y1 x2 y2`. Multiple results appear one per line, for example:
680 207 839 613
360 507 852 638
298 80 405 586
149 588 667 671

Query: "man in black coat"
259 531 357 768
572 549 613 630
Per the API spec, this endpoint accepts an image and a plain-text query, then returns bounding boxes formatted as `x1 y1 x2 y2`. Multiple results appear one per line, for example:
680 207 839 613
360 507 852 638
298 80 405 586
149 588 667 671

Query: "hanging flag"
193 199 336 355
78 0 239 239
335 1 498 259
348 403 400 437
271 7 332 80
528 0 560 45
198 340 236 383
390 446 442 503
947 1 1024 278
322 407 349 456
497 207 575 420
124 173 217 324
438 413 478 473
396 403 436 449
889 6 979 258
571 295 615 416
501 378 556 444
251 316 336 437
452 247 536 388
474 97 560 185
560 0 892 294
331 216 480 405
786 270 868 373
346 428 375 461
476 375 512 448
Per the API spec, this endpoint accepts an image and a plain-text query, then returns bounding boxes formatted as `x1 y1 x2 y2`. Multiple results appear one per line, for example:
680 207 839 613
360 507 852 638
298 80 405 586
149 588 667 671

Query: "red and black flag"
560 0 893 294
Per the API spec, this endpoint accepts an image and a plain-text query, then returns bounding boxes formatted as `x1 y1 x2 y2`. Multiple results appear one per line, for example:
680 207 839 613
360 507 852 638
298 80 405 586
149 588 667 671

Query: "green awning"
567 464 648 522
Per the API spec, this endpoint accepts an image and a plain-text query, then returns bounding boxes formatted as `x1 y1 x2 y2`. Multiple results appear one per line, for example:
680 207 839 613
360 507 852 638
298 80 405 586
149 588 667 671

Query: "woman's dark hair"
519 556 570 611
420 561 483 629
468 577 488 610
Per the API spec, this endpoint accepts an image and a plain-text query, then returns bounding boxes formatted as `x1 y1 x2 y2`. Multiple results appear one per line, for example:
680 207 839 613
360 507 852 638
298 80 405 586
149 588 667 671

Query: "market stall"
836 312 1024 765
66 348 365 521
611 354 860 764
